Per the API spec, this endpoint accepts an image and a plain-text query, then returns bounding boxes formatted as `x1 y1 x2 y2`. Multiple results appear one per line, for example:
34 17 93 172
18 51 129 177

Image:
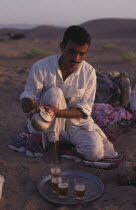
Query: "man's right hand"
21 98 38 113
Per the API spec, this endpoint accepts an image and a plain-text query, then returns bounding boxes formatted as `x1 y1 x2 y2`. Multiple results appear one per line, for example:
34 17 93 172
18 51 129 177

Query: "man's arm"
20 62 44 103
49 105 86 118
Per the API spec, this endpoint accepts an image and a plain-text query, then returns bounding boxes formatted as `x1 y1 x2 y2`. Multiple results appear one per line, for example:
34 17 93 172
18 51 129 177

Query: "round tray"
37 170 104 205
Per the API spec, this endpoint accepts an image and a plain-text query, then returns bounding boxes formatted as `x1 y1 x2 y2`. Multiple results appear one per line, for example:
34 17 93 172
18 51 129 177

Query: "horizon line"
0 17 136 29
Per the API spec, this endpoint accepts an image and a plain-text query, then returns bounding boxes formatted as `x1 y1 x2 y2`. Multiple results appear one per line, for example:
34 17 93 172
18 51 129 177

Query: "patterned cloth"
8 130 125 169
92 103 133 142
8 131 44 157
92 103 132 128
60 153 124 169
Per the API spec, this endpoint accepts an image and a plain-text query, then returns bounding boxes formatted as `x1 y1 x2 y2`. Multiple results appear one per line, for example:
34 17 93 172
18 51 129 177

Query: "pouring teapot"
31 106 55 131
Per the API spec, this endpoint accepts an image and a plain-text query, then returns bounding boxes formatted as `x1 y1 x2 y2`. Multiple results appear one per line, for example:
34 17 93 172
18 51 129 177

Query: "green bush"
27 48 52 59
103 42 116 51
123 52 136 64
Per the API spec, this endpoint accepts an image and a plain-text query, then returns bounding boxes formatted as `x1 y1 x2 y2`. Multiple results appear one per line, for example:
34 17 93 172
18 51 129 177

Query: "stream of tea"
54 140 58 162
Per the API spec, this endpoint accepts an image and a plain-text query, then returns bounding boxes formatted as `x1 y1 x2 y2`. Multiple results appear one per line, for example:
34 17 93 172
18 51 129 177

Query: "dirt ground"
0 26 136 210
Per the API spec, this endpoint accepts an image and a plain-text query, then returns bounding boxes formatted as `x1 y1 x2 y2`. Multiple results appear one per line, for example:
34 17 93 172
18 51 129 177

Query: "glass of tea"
50 163 61 178
51 176 62 194
74 177 86 200
58 176 69 198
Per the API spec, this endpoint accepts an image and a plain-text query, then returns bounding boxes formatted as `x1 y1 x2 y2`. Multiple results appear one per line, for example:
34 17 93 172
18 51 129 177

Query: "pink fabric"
92 103 132 128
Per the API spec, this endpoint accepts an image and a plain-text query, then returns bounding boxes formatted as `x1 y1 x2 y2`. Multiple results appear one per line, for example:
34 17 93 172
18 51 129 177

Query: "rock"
118 161 136 185
6 32 25 39
17 69 26 74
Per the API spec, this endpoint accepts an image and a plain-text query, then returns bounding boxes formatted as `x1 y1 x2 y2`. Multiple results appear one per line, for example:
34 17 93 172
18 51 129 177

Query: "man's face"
60 40 89 72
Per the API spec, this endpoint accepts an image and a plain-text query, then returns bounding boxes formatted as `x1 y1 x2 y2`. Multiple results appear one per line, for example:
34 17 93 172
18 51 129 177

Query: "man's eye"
80 53 86 57
69 50 75 54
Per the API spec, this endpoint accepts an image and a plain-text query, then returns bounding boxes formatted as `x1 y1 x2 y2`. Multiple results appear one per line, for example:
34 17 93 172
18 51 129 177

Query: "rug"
8 131 125 169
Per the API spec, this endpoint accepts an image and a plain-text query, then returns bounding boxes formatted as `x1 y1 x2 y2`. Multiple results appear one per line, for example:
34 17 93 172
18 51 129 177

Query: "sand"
0 20 136 209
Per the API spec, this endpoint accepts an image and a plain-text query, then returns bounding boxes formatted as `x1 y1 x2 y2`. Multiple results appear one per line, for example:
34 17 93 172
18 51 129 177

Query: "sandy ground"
0 29 136 210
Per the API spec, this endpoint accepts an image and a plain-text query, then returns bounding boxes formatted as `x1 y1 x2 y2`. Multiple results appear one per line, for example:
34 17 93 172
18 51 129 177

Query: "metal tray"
37 170 104 205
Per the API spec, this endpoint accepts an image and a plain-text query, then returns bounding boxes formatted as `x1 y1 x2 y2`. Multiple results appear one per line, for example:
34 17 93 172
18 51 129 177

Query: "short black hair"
62 25 91 47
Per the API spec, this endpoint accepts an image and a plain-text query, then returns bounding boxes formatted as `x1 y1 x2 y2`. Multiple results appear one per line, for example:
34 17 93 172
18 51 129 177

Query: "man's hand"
48 105 59 116
21 98 38 113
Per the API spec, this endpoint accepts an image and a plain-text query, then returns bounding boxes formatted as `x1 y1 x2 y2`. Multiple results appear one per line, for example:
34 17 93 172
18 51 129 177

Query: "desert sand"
0 19 136 210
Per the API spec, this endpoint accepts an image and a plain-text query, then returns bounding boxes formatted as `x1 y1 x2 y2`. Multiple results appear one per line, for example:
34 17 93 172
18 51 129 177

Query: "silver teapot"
31 106 55 131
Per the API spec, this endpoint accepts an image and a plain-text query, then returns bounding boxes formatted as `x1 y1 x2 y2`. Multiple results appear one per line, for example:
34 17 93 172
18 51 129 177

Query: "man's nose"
73 53 80 62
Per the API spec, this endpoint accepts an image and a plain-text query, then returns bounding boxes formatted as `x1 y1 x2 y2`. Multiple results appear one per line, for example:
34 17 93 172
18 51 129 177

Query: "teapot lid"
40 110 53 123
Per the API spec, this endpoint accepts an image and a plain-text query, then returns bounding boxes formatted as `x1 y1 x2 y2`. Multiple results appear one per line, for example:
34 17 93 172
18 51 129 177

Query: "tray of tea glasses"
37 170 104 204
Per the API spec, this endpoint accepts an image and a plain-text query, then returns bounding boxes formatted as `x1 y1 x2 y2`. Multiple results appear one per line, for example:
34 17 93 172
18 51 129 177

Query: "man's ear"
60 42 64 51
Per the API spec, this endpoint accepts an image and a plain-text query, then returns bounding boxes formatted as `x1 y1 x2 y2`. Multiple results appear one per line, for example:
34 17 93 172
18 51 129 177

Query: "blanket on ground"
92 103 133 142
8 132 125 169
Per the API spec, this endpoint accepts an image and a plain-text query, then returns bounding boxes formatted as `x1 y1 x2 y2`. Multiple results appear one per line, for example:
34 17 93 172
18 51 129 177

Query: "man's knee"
84 148 104 161
46 87 63 98
75 133 104 161
76 143 104 161
49 87 63 96
42 87 64 105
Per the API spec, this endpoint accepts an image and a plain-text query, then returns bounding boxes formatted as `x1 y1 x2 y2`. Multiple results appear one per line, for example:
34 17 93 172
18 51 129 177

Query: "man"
19 25 118 160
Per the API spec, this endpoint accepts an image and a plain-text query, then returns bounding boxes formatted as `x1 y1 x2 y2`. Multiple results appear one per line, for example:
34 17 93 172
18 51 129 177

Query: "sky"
0 0 136 27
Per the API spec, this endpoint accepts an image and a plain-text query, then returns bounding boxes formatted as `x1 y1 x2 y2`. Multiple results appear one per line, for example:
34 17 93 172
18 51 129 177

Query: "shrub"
123 52 136 64
27 48 52 59
103 42 116 51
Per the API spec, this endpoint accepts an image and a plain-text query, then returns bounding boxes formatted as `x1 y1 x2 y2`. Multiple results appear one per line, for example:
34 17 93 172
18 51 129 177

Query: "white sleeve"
76 69 96 116
20 62 44 100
